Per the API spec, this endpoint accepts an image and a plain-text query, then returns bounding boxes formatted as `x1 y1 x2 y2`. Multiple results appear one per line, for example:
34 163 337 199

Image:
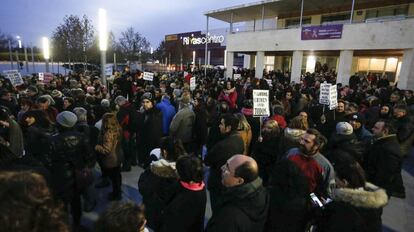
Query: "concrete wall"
226 18 414 52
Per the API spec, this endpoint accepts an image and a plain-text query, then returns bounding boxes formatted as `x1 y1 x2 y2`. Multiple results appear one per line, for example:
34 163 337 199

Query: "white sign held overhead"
233 74 241 80
38 72 44 81
253 89 270 117
143 72 154 81
3 70 23 86
105 64 113 76
190 77 196 91
319 82 338 108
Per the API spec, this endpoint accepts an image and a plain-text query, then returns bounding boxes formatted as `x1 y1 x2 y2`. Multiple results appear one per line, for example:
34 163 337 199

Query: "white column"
255 51 265 79
243 54 251 69
291 51 303 83
398 49 414 90
337 50 354 86
207 50 211 66
226 51 234 79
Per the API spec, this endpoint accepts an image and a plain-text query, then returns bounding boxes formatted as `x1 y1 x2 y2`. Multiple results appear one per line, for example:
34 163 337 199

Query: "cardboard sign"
3 70 23 86
233 74 241 80
253 89 270 117
143 72 154 81
319 83 337 108
105 64 113 76
190 76 196 91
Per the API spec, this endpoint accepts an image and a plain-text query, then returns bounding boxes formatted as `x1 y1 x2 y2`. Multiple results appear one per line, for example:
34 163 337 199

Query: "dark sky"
1 0 253 48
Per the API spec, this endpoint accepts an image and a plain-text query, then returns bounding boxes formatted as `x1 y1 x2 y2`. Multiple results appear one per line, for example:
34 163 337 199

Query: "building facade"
205 0 414 89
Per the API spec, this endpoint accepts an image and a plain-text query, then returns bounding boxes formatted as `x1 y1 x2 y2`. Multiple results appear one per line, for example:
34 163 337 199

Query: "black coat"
326 133 366 164
364 135 405 198
205 132 244 191
317 183 388 232
138 107 163 166
24 124 57 167
393 115 414 157
205 178 269 232
138 159 178 231
252 136 280 186
159 182 207 232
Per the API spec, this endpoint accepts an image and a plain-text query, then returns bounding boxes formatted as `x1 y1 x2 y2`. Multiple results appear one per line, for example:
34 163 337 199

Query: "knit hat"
114 95 127 105
141 92 153 101
101 99 110 108
348 113 366 125
336 122 353 135
51 90 63 98
56 111 78 128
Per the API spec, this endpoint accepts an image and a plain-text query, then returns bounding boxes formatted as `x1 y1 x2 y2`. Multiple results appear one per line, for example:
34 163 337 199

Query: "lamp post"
42 37 50 72
99 8 108 86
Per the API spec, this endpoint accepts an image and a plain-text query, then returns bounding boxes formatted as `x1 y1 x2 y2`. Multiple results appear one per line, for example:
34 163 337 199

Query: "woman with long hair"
95 113 123 201
235 113 252 156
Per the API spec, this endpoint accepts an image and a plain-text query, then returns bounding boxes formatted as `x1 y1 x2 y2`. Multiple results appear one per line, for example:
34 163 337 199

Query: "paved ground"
81 148 414 232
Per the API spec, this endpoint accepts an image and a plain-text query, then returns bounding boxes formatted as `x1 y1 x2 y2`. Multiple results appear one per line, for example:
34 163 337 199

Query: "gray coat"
169 106 195 143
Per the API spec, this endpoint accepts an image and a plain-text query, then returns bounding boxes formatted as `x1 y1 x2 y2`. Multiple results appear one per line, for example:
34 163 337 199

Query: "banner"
3 70 23 86
302 24 343 40
143 72 154 81
190 76 196 91
233 74 241 80
253 89 270 117
105 64 113 76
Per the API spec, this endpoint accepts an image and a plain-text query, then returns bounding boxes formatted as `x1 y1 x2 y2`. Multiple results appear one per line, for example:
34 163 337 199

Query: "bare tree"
117 27 151 62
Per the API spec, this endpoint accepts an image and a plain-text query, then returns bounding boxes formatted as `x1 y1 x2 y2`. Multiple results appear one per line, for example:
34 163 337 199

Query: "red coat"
217 90 238 109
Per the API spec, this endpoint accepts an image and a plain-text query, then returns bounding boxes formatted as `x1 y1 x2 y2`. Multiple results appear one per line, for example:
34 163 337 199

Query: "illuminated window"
369 58 385 71
358 58 369 71
385 58 398 72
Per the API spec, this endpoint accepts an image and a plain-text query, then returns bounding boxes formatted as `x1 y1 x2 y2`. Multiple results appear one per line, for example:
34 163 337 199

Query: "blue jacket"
156 98 176 135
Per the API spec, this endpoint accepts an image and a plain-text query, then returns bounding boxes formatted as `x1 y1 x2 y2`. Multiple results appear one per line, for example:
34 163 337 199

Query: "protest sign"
233 74 241 80
3 70 23 86
105 64 113 76
143 72 154 81
190 76 196 91
319 82 338 109
253 89 270 117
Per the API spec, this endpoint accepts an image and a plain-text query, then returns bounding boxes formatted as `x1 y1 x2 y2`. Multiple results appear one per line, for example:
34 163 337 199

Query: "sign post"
253 89 270 139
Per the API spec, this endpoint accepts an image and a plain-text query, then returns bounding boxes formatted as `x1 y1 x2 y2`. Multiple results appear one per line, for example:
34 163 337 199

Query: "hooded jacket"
205 178 269 232
318 183 388 232
156 98 176 135
138 159 178 231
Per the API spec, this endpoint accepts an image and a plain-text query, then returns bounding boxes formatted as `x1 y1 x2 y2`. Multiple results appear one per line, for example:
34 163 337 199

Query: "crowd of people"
0 65 413 232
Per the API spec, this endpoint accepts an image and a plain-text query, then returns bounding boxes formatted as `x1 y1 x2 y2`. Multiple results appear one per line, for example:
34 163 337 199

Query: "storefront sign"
253 90 270 117
3 70 23 86
301 24 343 40
182 35 225 45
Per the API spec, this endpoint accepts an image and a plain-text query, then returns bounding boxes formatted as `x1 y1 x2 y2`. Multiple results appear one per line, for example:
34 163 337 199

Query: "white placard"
38 72 44 81
184 71 189 78
233 74 241 80
253 89 270 117
265 79 273 87
105 64 113 76
143 72 154 81
319 83 337 108
190 77 196 91
3 70 23 86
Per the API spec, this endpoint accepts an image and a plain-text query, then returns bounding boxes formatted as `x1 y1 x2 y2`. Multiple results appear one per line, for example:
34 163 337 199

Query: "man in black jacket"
205 113 244 213
365 120 405 198
393 105 414 157
205 155 269 232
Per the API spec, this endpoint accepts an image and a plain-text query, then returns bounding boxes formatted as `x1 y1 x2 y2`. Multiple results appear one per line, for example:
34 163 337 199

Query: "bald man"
205 155 269 232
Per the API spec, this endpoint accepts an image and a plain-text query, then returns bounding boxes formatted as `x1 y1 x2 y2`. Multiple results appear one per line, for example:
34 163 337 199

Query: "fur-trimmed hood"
150 159 178 178
332 182 388 209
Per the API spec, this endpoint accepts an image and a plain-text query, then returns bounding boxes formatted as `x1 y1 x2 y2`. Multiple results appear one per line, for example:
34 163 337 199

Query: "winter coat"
393 115 414 157
169 106 195 144
205 132 244 191
116 102 138 140
138 159 178 231
317 183 388 232
138 107 163 162
156 98 176 135
242 107 261 151
364 135 405 198
252 136 280 185
354 126 373 142
95 128 123 169
218 89 238 110
193 106 208 148
326 133 366 164
205 178 269 232
159 181 207 232
279 128 306 156
25 124 56 167
49 129 89 202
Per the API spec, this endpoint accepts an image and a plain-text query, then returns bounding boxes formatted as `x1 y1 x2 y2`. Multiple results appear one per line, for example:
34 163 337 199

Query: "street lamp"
99 8 108 86
42 37 50 72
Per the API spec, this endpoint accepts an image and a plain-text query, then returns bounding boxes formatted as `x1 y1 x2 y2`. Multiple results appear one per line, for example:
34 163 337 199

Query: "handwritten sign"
253 89 270 117
143 72 154 81
3 70 23 86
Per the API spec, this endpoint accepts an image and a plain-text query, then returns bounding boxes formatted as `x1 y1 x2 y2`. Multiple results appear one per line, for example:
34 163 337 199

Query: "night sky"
1 0 253 48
